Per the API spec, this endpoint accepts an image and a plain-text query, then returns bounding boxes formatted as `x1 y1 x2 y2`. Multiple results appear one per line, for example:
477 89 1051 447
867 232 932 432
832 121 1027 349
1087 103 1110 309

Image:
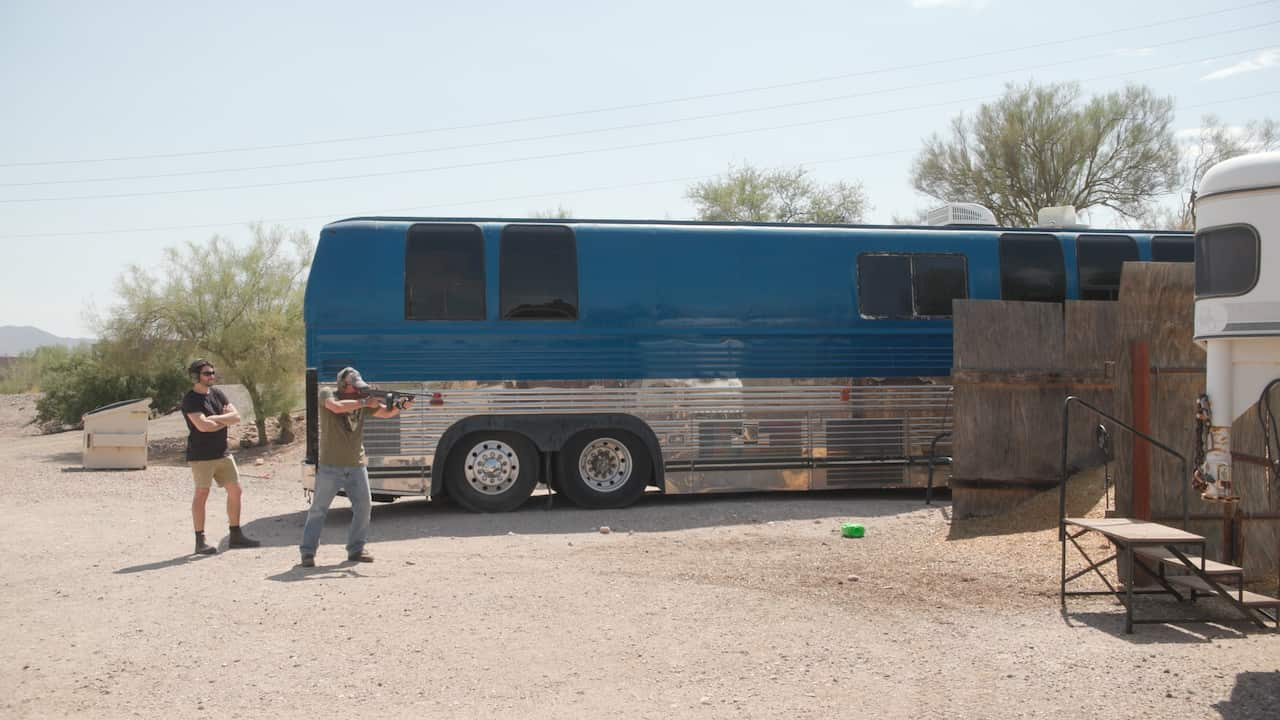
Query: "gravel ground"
1 393 1277 719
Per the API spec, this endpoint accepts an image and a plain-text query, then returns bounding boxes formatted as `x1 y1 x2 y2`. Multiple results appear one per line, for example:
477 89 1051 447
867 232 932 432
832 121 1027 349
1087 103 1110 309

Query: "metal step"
1133 547 1244 577
1166 575 1280 608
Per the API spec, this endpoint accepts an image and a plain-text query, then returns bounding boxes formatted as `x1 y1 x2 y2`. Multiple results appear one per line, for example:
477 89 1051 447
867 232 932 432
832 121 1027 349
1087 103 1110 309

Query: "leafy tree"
1174 115 1278 229
103 224 313 445
687 164 868 223
528 205 574 219
33 346 188 431
910 82 1181 226
0 345 74 394
891 209 930 226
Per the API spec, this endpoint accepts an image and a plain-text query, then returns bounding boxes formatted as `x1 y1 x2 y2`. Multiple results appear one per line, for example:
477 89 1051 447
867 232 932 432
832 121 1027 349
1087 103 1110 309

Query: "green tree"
33 346 188 431
104 224 313 445
0 345 73 394
528 205 574 219
1176 115 1278 229
910 82 1182 226
687 164 868 223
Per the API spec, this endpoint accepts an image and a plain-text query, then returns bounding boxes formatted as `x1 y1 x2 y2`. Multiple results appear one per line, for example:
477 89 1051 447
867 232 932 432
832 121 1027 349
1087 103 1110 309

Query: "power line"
2 46 1274 205
1 0 1275 168
0 149 918 238
0 88 1273 240
7 18 1276 190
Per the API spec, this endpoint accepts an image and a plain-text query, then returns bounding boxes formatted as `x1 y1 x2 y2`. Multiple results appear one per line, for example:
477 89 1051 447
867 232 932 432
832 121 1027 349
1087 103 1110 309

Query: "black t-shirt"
182 387 230 461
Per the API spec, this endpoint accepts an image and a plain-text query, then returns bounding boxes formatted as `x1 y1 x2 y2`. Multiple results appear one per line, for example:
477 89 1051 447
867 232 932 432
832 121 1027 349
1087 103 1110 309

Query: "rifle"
341 370 416 410
362 387 416 411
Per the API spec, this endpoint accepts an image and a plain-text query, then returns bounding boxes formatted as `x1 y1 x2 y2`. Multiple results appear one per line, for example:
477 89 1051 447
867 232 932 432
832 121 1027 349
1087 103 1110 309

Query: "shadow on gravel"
115 552 219 574
1214 672 1280 720
1061 600 1256 643
266 564 368 583
234 487 948 549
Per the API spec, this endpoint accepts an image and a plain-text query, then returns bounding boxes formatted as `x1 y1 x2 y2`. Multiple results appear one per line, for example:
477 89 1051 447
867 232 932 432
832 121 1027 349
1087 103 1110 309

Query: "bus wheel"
558 430 651 509
445 433 539 513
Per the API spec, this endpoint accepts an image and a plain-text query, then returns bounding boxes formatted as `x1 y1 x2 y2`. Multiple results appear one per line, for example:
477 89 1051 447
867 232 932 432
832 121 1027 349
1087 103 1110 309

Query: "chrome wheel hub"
464 440 520 495
578 438 633 493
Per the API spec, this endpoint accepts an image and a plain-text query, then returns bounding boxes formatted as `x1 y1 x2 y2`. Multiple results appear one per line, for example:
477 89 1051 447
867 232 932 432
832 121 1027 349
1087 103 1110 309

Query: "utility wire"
5 19 1275 189
1 46 1274 205
0 0 1274 168
0 87 1274 239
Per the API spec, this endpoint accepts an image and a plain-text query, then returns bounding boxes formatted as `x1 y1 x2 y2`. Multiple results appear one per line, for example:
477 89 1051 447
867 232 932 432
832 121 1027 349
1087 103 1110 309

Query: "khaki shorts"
190 456 240 489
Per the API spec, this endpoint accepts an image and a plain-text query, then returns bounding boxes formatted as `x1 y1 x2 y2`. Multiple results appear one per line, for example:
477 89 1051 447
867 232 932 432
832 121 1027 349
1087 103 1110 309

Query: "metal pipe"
926 430 951 506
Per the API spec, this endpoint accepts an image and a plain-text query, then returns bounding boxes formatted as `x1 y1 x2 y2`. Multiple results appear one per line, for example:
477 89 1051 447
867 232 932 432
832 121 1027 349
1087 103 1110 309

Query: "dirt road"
0 394 1276 719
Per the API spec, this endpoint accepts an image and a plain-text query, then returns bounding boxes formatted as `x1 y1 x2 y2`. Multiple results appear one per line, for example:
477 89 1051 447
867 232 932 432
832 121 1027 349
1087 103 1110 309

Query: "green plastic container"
841 523 865 538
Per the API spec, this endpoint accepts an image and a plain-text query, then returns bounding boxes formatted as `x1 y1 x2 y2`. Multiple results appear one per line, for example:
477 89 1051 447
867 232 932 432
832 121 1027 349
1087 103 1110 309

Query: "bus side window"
912 254 967 317
500 225 579 320
405 224 486 320
1076 234 1137 301
857 254 912 319
1152 235 1194 262
999 234 1065 303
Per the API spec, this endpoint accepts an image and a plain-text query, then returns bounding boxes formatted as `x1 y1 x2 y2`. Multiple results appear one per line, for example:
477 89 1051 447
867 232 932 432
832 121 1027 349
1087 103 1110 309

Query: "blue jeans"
300 464 371 558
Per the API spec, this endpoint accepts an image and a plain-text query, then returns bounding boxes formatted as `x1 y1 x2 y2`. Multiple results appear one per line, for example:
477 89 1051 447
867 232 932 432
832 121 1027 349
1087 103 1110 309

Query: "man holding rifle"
299 367 411 567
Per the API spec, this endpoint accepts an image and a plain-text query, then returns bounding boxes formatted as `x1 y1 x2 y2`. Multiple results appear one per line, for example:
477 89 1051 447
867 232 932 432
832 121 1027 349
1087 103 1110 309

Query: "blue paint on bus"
304 217 1189 382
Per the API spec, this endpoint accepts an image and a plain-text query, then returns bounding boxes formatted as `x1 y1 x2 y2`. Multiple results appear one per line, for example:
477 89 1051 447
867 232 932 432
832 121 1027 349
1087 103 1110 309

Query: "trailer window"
1195 225 1259 298
500 225 579 320
1076 234 1137 301
913 254 967 317
999 234 1065 303
405 224 486 321
858 254 912 318
1152 235 1194 262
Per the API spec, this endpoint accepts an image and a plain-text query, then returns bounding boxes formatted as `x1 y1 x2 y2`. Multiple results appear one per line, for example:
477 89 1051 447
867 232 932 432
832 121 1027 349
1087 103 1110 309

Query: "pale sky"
1 0 1277 337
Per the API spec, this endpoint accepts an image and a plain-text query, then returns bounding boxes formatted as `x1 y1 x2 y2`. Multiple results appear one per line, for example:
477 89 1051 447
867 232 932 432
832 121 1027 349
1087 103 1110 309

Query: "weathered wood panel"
953 301 1064 371
1065 301 1121 374
950 300 1119 517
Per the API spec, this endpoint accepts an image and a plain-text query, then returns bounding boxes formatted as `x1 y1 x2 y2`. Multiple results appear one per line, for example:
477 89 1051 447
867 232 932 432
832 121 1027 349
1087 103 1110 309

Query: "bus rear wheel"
445 432 539 513
557 430 651 509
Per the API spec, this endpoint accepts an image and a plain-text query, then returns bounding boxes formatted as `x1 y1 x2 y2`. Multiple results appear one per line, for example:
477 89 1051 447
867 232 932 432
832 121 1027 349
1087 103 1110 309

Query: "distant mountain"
0 326 94 356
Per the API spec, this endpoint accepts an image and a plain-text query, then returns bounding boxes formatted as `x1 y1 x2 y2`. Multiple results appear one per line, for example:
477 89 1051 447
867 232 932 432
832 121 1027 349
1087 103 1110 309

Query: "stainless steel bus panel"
343 379 953 496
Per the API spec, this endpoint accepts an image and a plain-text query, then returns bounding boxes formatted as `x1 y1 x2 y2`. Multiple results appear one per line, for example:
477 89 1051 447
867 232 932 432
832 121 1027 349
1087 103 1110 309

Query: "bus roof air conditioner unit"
925 203 997 227
1036 205 1087 229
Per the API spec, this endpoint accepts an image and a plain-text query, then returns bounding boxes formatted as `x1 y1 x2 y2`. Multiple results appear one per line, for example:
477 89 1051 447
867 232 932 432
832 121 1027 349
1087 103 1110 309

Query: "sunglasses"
200 370 216 376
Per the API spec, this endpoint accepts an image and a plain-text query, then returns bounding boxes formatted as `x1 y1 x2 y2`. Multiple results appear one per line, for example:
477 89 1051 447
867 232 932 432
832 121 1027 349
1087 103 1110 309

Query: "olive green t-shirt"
318 388 372 467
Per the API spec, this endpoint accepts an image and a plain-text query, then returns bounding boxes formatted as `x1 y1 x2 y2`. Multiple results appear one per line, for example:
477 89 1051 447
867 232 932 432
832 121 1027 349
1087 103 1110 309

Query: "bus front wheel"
445 432 539 513
557 430 651 509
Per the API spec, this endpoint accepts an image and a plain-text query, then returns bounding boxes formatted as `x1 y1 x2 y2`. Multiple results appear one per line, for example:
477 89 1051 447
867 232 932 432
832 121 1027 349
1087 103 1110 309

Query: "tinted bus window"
1152 235 1194 262
913 254 967 316
858 254 912 318
1076 234 1137 301
999 234 1065 303
405 224 485 320
1195 225 1259 298
500 225 579 320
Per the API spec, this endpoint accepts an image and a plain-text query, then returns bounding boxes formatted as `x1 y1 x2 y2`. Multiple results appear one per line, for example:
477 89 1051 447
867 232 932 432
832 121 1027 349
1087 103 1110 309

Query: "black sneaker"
299 555 315 568
348 550 374 563
195 542 217 556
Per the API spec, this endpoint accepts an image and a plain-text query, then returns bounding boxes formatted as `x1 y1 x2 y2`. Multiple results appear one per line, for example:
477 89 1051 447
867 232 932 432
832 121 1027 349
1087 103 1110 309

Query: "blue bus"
302 215 1193 511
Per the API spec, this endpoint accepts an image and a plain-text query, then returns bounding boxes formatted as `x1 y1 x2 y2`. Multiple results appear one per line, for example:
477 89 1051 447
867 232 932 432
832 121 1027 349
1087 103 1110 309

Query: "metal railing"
1058 395 1189 541
926 430 952 505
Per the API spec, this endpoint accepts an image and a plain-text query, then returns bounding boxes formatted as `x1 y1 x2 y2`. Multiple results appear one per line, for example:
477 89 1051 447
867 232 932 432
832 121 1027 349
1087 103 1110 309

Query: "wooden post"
1131 341 1151 520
